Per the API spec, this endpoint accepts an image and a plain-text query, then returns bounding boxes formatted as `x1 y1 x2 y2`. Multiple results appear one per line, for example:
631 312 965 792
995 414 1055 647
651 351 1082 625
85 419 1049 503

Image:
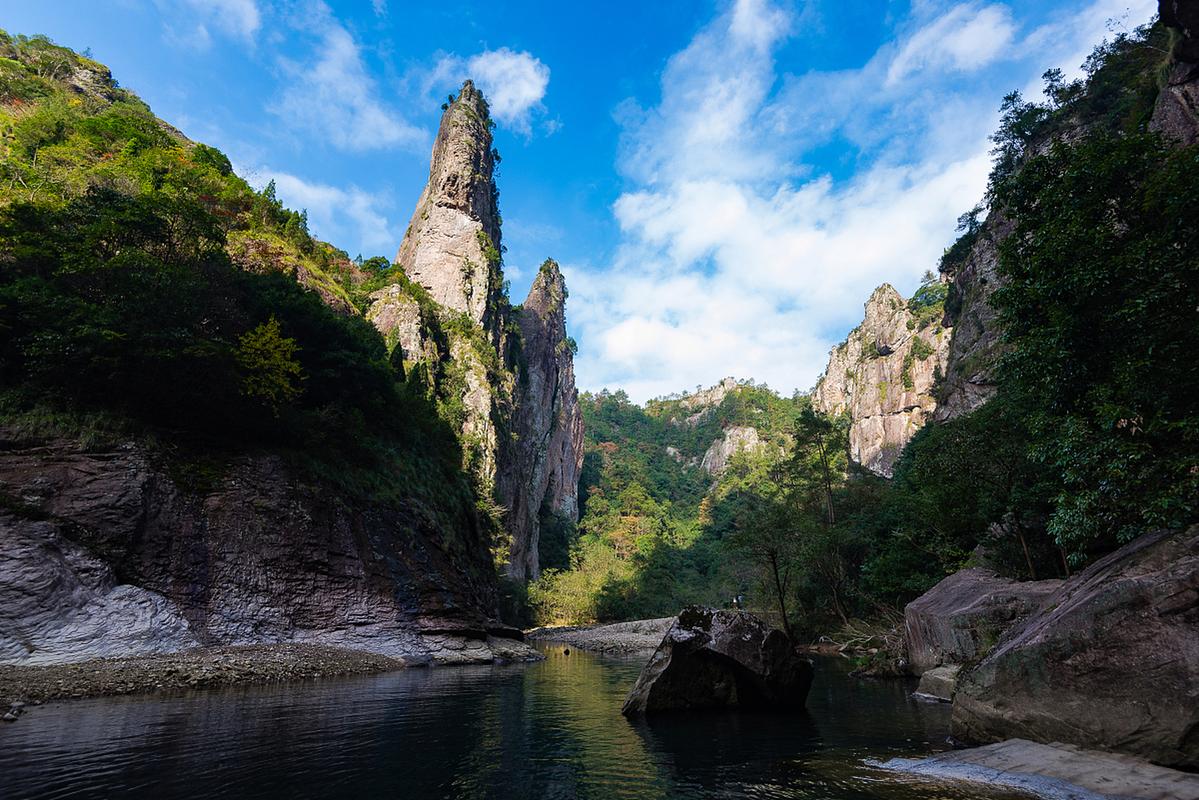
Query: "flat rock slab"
526 618 675 654
883 738 1199 800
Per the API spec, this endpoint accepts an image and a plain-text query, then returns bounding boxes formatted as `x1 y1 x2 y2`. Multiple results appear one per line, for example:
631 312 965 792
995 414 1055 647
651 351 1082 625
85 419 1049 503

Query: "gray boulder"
953 527 1199 770
904 568 1061 675
621 606 813 716
915 664 960 702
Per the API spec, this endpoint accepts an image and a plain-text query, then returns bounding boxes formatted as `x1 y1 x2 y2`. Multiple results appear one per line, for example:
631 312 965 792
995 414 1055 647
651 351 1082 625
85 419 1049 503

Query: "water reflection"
1 647 1024 800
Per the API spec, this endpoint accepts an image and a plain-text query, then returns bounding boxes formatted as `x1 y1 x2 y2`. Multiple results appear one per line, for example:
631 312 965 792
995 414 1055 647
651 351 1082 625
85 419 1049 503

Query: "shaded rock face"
952 527 1199 769
621 606 813 715
812 284 950 476
0 433 536 666
396 80 502 326
700 426 762 476
497 260 584 580
1152 2 1199 145
934 216 1011 422
904 567 1062 675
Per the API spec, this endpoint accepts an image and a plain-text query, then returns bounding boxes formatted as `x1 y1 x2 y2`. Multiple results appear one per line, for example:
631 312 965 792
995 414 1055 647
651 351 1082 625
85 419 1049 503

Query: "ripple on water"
0 647 1029 800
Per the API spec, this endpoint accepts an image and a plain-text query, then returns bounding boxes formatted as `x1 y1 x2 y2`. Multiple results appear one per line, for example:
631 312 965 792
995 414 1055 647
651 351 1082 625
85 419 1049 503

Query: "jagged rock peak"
497 258 584 581
396 80 503 325
812 280 951 477
680 377 740 411
524 258 567 313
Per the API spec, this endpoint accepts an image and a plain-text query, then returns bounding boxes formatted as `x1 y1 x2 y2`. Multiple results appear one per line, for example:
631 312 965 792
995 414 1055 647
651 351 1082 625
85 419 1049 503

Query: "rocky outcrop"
952 527 1199 769
621 606 813 715
700 426 763 476
368 85 582 581
884 739 1199 800
497 260 584 580
813 284 950 476
0 432 536 666
915 664 960 702
1152 1 1199 145
933 216 1011 421
395 80 503 327
904 567 1061 675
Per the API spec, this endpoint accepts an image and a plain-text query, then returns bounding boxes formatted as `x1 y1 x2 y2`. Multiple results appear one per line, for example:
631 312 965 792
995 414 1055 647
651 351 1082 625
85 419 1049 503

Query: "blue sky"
2 0 1157 401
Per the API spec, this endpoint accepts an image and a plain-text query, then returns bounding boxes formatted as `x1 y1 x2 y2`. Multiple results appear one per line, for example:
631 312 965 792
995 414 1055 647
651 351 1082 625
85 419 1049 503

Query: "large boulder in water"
620 606 813 716
904 568 1061 675
953 527 1199 770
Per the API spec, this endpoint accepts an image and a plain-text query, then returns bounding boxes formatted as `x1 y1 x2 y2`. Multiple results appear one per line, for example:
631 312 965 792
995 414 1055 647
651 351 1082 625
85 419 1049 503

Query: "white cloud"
271 3 425 152
431 48 551 135
179 0 261 43
252 169 399 257
886 4 1017 87
569 0 1153 402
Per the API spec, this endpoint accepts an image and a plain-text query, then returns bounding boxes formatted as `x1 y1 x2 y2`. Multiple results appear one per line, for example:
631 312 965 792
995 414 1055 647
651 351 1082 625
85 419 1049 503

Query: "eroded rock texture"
934 216 1012 422
396 80 503 326
813 284 950 476
0 432 535 666
1153 1 1199 145
497 260 585 580
621 606 813 715
369 84 582 579
952 527 1199 769
700 426 762 476
904 568 1061 675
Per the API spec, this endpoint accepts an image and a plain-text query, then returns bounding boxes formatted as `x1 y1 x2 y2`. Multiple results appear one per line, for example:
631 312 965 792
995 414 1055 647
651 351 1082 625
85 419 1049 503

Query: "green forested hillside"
533 19 1198 637
0 31 487 548
530 382 806 623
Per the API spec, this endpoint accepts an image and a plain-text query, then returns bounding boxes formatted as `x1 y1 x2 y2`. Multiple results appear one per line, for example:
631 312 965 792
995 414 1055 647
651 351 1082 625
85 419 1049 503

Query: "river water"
1 645 1026 799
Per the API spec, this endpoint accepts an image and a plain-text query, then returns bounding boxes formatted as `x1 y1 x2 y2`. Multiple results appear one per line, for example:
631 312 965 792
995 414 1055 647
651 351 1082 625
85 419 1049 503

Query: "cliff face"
1152 1 1199 145
934 215 1011 421
813 284 950 477
369 85 582 581
396 81 503 327
497 261 585 580
0 432 534 666
937 8 1199 423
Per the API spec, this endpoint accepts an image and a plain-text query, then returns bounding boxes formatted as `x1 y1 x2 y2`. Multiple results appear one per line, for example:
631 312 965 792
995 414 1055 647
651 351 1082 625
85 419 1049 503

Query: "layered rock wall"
813 284 950 476
0 433 534 666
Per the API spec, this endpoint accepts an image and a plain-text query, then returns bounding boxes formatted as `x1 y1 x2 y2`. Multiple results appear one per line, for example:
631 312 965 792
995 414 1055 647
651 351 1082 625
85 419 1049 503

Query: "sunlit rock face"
372 85 582 582
813 284 950 477
700 426 762 477
396 80 503 328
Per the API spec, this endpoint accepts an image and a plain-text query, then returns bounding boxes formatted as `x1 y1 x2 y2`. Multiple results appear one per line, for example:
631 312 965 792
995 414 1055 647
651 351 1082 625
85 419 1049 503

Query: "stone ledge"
881 738 1199 800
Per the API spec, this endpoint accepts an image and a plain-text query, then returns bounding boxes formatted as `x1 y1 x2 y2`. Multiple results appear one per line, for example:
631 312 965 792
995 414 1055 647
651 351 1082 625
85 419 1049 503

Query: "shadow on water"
0 647 1029 800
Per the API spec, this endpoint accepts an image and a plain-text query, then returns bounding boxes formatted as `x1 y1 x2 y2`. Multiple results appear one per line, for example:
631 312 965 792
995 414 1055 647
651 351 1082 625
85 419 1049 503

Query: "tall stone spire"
396 80 503 325
498 259 584 581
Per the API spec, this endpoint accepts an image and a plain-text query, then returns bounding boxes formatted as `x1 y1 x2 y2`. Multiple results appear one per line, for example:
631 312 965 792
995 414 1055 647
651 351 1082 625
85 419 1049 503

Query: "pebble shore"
0 644 406 708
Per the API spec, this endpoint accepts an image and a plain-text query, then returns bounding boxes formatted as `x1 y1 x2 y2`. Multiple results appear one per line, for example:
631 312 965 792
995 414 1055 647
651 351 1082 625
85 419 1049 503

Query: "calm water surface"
1 645 1026 799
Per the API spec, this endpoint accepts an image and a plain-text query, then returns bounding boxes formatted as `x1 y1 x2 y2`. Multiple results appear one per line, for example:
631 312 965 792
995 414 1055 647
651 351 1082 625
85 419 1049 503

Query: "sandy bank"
882 738 1199 800
526 617 674 654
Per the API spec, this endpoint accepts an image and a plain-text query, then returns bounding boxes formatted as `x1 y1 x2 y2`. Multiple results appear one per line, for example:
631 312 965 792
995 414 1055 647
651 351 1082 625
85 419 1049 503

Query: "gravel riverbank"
526 618 674 654
0 644 406 707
